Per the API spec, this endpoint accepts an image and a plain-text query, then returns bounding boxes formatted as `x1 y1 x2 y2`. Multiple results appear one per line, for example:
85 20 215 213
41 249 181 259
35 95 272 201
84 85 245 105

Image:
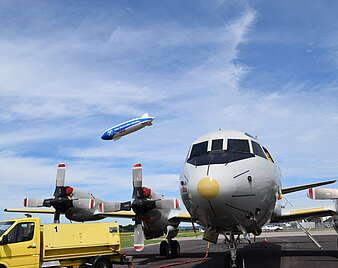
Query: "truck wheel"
92 256 112 268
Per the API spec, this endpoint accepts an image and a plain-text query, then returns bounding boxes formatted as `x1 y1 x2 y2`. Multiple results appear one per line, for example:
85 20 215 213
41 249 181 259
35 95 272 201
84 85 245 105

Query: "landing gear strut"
160 240 180 258
224 233 243 268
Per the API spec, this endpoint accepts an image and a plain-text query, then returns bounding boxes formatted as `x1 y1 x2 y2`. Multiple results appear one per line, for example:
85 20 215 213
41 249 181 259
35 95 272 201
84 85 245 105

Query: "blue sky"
1 0 338 223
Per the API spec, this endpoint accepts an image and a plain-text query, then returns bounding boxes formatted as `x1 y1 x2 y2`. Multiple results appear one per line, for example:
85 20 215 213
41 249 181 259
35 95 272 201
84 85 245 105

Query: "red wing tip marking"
133 163 142 167
58 163 66 167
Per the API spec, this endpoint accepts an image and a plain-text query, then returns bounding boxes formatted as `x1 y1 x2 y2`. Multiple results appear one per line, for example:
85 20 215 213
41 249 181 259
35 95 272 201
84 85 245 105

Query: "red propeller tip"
134 245 144 251
58 163 65 167
133 163 142 167
175 199 180 209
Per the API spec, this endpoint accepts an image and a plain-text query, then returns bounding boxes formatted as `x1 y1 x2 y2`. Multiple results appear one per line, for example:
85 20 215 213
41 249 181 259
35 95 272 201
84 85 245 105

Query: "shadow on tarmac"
193 242 338 268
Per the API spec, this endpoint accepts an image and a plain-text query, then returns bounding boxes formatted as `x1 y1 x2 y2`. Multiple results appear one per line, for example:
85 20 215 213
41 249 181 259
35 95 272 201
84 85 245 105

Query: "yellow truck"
0 217 130 268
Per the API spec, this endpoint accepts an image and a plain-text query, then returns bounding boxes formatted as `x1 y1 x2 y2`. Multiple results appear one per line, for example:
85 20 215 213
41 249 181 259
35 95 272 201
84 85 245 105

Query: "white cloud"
1 2 338 222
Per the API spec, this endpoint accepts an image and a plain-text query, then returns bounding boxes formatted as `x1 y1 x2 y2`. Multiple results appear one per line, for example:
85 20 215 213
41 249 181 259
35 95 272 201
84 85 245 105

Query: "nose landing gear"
224 233 244 268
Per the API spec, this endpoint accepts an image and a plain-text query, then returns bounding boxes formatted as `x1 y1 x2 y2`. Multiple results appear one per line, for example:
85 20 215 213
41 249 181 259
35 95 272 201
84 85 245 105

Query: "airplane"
5 130 338 267
5 163 131 223
178 130 337 267
101 113 155 141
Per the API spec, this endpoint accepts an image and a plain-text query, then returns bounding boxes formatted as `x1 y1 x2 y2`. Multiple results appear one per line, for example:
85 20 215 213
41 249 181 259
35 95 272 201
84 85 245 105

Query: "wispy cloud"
1 1 338 222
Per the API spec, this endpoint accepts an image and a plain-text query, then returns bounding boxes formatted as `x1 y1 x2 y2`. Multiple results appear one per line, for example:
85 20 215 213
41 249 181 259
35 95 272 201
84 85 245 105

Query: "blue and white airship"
101 113 155 140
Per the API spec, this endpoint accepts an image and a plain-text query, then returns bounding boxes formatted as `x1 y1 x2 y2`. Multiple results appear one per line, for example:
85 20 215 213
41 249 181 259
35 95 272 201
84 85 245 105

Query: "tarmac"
117 230 338 268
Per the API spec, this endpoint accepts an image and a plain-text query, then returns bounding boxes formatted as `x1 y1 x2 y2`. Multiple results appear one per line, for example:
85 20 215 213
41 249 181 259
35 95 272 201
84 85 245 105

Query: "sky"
1 0 338 224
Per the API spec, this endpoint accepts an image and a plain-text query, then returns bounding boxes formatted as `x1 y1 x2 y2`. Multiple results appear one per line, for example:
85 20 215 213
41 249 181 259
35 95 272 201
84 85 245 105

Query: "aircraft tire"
170 240 180 258
160 241 170 257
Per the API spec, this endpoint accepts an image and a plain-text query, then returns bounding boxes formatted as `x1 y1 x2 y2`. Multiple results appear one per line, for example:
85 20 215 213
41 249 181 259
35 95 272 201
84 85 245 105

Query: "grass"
120 231 203 249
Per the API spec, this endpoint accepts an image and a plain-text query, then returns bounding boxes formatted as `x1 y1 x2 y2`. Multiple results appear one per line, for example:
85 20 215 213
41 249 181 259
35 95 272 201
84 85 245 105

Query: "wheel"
170 240 180 258
160 241 170 257
92 257 112 268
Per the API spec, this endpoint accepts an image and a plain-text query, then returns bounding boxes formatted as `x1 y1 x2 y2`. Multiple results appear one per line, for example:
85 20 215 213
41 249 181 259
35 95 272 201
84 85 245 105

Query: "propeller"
130 163 180 251
24 163 132 223
24 163 74 223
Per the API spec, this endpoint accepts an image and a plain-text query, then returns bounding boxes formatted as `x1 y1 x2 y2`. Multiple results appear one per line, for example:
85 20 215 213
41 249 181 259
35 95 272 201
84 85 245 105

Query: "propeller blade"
134 223 145 252
56 163 66 187
132 163 143 199
98 201 131 213
24 198 45 207
72 199 95 209
155 198 180 209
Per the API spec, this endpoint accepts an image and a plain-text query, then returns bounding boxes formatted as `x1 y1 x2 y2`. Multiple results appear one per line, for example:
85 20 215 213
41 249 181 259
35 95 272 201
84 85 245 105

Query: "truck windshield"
0 221 14 236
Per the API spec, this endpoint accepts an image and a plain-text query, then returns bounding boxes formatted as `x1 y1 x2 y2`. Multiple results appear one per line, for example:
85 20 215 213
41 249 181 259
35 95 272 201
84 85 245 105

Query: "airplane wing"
270 206 336 223
281 180 336 194
169 213 192 223
96 210 192 222
167 210 192 223
95 211 136 218
4 208 56 214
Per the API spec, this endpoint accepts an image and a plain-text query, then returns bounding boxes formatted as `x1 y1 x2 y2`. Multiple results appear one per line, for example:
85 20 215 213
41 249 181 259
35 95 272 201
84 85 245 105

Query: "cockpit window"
251 141 267 159
190 141 208 159
211 139 223 151
227 139 250 153
263 147 274 163
186 138 254 166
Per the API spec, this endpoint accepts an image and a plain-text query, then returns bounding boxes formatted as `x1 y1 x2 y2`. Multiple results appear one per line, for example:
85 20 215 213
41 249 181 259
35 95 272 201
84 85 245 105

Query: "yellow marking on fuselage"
197 177 220 200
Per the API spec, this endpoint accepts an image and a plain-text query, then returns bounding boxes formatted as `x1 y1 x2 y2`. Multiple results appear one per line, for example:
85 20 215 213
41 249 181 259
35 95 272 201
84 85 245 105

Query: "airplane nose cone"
197 177 220 200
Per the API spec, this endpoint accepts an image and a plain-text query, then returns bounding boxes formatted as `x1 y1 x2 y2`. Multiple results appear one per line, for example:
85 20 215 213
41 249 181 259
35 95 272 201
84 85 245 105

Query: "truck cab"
0 218 39 268
0 217 128 268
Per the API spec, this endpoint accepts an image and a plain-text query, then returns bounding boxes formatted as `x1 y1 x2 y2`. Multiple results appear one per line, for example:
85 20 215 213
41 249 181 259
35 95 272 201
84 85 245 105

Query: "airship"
101 113 155 140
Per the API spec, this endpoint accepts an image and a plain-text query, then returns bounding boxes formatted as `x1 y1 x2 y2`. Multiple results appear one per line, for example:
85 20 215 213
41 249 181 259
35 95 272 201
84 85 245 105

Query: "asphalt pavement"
116 231 338 268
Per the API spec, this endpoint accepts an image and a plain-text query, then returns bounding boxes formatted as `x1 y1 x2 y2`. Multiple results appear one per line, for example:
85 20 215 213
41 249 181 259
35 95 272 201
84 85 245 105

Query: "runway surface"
117 231 338 268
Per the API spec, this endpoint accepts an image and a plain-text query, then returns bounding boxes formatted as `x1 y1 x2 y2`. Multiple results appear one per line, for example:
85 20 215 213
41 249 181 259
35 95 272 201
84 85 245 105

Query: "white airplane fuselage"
180 130 281 235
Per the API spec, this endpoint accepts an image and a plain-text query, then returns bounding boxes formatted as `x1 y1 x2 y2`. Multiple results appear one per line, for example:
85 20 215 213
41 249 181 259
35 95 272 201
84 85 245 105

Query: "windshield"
190 141 208 158
227 139 250 153
251 141 267 159
187 139 254 166
0 221 14 237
